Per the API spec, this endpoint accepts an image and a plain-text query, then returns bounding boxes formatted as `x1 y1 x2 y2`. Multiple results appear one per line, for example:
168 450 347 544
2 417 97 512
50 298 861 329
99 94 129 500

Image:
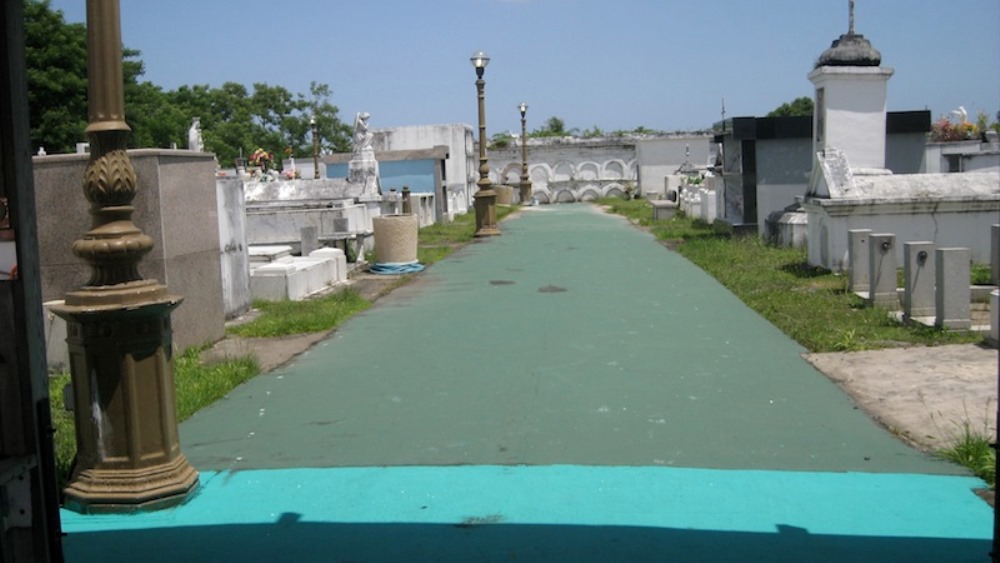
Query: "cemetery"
2 0 999 560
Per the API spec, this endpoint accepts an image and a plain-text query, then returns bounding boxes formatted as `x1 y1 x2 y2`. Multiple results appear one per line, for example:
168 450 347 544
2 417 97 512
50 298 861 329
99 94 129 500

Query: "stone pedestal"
349 148 381 198
474 188 500 237
373 214 419 264
519 180 532 205
651 200 677 221
495 185 514 206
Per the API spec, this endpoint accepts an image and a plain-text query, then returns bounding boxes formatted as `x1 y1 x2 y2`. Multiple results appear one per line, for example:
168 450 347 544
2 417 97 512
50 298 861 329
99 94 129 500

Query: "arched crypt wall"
489 140 638 203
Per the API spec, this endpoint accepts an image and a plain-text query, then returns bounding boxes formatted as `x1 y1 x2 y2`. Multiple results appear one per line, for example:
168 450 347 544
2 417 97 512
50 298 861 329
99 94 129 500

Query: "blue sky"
48 0 999 136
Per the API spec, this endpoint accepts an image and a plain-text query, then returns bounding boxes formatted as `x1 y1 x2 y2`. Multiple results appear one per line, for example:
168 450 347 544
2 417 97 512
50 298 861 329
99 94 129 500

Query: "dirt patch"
804 344 998 453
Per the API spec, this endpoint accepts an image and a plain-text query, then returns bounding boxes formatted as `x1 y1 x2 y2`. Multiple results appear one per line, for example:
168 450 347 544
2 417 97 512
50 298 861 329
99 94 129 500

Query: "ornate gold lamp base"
62 454 198 514
52 283 198 513
474 188 500 237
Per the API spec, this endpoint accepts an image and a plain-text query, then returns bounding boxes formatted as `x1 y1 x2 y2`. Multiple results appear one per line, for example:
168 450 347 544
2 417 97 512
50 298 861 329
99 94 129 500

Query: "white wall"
488 139 637 202
635 136 713 197
804 199 1000 271
373 124 475 216
810 66 894 170
923 141 1000 174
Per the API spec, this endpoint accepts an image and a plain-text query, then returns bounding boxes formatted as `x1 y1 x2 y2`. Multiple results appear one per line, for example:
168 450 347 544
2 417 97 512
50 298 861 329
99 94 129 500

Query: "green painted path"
183 204 957 474
62 204 990 561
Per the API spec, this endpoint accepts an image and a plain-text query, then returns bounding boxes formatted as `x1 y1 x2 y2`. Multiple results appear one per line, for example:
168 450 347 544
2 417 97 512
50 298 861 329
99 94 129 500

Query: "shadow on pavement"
64 513 990 562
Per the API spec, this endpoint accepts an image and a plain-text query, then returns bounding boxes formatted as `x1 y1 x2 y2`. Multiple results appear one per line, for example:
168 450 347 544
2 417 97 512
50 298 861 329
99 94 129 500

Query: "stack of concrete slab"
249 245 348 301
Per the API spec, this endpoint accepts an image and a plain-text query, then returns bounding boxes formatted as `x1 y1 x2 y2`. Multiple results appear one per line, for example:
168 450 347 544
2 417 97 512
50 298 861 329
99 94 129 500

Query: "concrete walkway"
62 204 992 561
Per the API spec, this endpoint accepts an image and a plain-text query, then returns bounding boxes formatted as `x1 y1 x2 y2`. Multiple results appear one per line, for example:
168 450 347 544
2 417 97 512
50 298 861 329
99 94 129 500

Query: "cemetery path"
62 204 992 562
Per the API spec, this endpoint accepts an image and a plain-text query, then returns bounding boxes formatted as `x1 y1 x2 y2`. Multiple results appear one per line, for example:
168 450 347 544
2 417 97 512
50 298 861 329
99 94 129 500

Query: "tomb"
714 113 929 237
803 150 998 271
799 11 999 271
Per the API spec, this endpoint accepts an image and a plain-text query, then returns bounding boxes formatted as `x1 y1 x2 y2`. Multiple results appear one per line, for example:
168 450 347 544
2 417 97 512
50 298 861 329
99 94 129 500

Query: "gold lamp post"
311 115 320 179
518 101 532 205
470 50 499 237
50 0 197 513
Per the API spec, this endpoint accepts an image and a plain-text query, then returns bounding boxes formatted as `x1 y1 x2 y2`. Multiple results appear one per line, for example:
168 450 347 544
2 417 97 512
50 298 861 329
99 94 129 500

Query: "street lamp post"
470 50 499 237
311 116 320 179
518 101 532 205
50 0 197 513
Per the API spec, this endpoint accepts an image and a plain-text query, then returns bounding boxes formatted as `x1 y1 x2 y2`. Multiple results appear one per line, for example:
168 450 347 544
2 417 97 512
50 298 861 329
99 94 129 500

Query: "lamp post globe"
470 50 490 77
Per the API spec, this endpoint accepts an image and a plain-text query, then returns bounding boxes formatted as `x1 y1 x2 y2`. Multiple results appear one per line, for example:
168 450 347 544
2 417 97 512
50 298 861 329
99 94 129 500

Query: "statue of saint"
187 117 204 152
353 112 374 155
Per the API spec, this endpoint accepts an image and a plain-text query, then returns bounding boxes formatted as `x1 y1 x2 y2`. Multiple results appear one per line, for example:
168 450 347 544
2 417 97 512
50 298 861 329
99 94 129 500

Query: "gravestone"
903 241 935 319
301 226 318 256
867 233 898 309
848 229 872 293
935 247 971 329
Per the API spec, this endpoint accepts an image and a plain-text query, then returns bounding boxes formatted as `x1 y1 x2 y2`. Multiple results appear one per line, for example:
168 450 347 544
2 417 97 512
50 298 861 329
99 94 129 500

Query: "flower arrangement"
282 169 301 180
930 118 978 142
249 148 274 170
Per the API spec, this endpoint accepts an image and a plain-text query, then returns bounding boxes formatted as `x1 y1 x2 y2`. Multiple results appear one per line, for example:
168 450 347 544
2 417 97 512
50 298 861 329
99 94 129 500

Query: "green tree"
196 81 351 168
767 96 814 117
24 0 353 166
489 131 513 150
582 125 604 138
532 116 570 137
24 0 89 153
26 1 163 152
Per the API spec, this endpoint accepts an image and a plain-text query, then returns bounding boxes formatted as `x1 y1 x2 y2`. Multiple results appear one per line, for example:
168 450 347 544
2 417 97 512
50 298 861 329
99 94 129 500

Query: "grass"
594 197 984 354
417 205 517 266
49 349 260 491
972 263 992 285
49 372 76 491
937 422 996 488
598 197 994 483
228 289 371 338
897 262 993 288
174 348 260 420
929 401 997 488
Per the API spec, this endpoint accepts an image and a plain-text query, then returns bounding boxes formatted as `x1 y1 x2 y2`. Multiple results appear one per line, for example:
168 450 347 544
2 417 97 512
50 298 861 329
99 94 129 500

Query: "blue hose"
369 261 425 275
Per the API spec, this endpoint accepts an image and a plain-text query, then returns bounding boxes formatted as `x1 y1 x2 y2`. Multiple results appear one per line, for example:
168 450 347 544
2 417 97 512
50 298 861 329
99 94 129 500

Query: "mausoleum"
800 6 1000 271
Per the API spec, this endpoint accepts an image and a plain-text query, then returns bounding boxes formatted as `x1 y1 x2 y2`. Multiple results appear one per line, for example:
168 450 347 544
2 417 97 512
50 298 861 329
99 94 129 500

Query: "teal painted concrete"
182 205 961 474
62 466 991 562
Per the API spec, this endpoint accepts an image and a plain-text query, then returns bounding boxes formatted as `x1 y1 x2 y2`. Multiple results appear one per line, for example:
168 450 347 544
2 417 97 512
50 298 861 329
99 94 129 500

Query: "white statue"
348 112 381 197
352 112 373 155
187 117 204 152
